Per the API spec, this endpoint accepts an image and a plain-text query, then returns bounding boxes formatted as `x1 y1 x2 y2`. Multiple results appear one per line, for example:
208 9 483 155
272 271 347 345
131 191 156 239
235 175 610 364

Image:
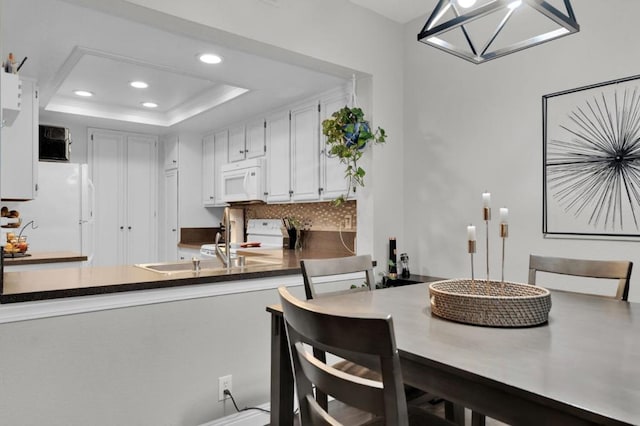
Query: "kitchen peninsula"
4 251 88 267
0 248 349 304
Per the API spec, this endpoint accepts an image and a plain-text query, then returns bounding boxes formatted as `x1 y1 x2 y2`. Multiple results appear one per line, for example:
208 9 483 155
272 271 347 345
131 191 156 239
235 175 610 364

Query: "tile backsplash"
246 200 356 232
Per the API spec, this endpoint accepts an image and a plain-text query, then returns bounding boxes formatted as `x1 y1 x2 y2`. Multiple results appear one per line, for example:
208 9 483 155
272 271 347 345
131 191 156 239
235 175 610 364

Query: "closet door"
90 129 157 266
125 134 157 265
90 129 126 266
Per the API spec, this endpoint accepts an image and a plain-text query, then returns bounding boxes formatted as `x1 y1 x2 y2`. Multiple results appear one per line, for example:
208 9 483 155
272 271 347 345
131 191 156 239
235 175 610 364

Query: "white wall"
0 282 308 425
402 1 640 301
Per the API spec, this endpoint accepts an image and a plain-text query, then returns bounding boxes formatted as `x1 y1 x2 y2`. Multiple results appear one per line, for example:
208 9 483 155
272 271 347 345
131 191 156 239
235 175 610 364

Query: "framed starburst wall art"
543 75 640 238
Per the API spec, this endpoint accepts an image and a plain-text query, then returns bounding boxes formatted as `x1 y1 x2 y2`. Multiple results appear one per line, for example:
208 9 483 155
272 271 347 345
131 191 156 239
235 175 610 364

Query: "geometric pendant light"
417 0 579 64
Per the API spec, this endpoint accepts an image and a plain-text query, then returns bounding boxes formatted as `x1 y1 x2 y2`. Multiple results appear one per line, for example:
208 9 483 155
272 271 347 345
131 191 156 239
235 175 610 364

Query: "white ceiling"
2 0 349 134
348 0 431 23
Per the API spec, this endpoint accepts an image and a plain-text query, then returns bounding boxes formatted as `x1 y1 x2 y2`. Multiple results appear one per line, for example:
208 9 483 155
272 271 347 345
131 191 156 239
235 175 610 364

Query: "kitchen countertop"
0 248 357 303
4 251 88 266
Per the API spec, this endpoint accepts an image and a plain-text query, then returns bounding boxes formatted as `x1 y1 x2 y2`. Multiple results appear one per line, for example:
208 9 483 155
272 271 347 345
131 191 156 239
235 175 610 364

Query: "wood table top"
306 284 640 425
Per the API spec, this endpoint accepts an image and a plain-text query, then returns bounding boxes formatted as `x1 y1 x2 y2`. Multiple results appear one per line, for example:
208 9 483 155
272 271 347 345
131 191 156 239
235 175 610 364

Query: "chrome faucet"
18 220 38 239
215 207 231 267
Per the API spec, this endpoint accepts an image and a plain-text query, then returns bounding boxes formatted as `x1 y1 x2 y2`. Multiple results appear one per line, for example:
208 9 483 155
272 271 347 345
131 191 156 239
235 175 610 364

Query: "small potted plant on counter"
322 106 387 206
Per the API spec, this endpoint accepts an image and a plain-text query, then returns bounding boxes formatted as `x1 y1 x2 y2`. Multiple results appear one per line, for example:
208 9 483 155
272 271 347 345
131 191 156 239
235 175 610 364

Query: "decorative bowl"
428 279 551 327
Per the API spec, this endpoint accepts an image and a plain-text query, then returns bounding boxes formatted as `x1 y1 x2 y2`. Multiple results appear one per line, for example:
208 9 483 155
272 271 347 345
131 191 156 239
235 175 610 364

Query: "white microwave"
220 158 266 203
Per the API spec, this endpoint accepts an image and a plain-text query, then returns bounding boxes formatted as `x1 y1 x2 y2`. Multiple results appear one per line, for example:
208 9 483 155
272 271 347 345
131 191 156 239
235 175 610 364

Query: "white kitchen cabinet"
290 101 320 201
227 124 245 162
1 72 21 126
1 77 38 200
202 133 215 206
164 168 178 262
163 135 179 170
265 110 291 203
245 118 266 159
89 128 157 266
320 91 351 201
227 120 265 163
202 130 228 207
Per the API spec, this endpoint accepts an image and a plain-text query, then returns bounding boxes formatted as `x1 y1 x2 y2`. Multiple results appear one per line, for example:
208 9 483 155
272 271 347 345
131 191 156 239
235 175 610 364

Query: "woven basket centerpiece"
428 279 551 327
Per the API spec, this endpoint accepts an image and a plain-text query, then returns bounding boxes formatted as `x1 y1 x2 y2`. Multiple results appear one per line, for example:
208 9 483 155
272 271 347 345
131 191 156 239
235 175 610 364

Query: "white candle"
482 192 491 208
467 225 476 241
500 207 509 224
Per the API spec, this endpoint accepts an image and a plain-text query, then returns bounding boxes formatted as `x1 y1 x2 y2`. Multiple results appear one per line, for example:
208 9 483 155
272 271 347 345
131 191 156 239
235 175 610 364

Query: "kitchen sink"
135 256 280 274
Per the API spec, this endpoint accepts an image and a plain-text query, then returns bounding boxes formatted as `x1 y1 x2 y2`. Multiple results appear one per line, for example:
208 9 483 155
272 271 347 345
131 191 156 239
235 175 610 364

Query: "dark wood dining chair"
528 254 633 300
278 286 452 426
472 254 635 426
300 254 375 300
301 256 460 424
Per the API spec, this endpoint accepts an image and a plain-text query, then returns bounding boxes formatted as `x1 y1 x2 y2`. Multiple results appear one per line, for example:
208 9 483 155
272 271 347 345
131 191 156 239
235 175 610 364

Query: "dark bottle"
388 237 397 280
0 245 4 293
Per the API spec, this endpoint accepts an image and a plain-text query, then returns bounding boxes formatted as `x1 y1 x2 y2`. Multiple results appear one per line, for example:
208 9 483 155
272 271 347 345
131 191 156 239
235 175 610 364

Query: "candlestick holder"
468 240 476 293
483 207 491 294
500 223 508 294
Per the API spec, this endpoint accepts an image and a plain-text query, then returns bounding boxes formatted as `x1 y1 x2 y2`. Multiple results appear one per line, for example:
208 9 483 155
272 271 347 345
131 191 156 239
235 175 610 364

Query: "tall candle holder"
500 222 508 283
468 239 476 293
482 192 491 294
483 206 491 283
467 224 476 294
499 207 509 294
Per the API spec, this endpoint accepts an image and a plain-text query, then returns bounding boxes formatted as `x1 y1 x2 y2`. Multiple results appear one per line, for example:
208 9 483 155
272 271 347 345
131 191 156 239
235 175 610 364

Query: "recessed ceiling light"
74 90 93 97
199 53 223 64
130 81 149 89
142 102 158 108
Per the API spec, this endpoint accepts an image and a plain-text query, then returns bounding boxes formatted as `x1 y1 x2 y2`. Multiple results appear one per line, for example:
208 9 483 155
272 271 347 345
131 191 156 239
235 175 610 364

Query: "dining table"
266 282 640 426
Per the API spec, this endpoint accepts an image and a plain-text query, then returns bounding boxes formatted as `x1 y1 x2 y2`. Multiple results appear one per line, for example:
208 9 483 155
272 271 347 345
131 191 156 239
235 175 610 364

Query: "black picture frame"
543 74 640 238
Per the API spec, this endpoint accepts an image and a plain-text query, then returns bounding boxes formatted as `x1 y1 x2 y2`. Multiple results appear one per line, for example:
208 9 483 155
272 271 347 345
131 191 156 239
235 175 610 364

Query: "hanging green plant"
322 106 387 206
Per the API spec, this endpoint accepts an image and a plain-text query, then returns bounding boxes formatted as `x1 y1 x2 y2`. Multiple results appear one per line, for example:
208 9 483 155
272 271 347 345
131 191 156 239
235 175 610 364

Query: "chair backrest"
300 255 375 300
528 254 633 301
278 286 408 426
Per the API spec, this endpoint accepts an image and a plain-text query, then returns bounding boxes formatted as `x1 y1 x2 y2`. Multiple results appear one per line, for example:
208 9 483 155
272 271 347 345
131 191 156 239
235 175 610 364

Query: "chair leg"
471 411 486 426
444 401 465 426
312 348 329 410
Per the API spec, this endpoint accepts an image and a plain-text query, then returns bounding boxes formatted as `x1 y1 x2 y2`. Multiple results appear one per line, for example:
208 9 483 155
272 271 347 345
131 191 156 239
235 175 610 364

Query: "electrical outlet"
218 375 232 401
344 215 352 229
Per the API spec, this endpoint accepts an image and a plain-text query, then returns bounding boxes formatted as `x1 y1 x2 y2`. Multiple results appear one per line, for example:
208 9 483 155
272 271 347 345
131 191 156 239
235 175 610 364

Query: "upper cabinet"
228 119 266 162
227 124 245 162
245 119 266 159
1 77 38 200
319 91 351 201
163 136 179 170
265 110 291 203
202 130 228 207
208 86 349 205
290 101 320 202
1 72 21 127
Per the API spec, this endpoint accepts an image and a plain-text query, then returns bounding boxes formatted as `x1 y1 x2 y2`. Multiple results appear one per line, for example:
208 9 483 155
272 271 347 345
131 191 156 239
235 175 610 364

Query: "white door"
202 133 215 206
164 169 179 262
245 119 265 159
164 136 179 170
320 91 351 200
290 101 320 201
266 110 291 203
228 124 245 162
90 129 126 266
126 134 157 265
